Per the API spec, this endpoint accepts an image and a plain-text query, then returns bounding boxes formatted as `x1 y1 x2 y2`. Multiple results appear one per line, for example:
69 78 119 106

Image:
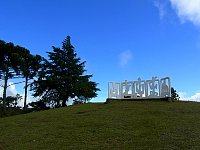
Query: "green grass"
0 107 25 118
1 100 200 149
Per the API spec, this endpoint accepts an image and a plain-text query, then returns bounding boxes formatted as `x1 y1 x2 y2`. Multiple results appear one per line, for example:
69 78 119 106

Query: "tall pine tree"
31 36 99 107
0 40 21 110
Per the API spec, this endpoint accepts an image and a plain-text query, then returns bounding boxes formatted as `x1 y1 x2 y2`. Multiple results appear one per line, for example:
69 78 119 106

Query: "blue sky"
1 0 200 104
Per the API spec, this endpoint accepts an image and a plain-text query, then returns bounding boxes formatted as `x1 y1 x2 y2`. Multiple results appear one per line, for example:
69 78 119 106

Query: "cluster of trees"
0 94 22 108
0 36 99 112
0 40 43 111
0 35 181 114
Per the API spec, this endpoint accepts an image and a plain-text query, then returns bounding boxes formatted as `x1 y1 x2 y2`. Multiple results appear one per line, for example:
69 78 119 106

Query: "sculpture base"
106 97 172 103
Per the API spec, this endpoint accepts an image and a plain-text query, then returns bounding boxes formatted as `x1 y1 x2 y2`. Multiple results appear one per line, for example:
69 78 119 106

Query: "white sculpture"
146 76 159 98
108 76 171 99
108 82 121 98
160 77 171 97
134 78 146 98
121 80 133 98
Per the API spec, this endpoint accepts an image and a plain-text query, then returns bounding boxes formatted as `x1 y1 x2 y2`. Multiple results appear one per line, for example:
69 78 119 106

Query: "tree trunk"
56 100 60 108
24 76 28 111
3 73 8 111
62 99 67 107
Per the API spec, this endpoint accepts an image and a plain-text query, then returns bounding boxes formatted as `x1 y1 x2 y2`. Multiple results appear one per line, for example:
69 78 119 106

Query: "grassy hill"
1 100 200 149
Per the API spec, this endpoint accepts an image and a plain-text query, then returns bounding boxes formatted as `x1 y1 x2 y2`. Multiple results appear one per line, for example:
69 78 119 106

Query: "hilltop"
0 100 200 149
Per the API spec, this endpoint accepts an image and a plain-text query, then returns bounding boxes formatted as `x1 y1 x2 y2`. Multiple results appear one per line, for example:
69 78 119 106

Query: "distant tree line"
0 36 100 113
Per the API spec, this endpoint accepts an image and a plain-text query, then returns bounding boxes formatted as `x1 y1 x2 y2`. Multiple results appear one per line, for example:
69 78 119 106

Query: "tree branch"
7 81 25 87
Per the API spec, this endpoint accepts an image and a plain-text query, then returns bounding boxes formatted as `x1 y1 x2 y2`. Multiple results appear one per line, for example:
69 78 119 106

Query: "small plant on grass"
171 87 180 101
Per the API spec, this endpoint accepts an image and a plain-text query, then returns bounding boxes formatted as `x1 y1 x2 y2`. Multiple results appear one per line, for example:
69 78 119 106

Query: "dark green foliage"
0 40 22 110
31 36 99 108
0 40 43 112
171 87 180 101
0 94 22 108
28 100 50 111
0 41 21 76
19 50 43 110
1 36 99 113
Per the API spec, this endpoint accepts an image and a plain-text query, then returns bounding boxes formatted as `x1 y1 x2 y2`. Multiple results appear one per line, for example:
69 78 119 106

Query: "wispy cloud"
169 0 200 26
119 50 133 67
154 0 166 19
179 91 200 102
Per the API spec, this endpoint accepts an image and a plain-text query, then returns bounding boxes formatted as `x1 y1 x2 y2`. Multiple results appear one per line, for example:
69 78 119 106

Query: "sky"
1 0 200 105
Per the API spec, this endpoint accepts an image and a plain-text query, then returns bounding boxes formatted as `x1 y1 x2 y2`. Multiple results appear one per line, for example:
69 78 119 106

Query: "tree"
0 40 21 110
28 100 50 111
31 36 99 108
18 47 43 111
0 94 22 108
171 87 180 101
0 40 43 111
14 46 31 110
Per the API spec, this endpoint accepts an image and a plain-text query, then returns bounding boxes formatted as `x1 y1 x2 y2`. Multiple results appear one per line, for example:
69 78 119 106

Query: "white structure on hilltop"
108 76 171 99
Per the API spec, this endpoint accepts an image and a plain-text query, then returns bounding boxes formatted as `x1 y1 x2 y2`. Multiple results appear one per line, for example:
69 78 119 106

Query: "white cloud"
0 82 37 107
154 0 166 19
0 82 17 97
178 91 200 102
169 0 200 26
190 92 200 101
17 95 37 107
119 50 133 67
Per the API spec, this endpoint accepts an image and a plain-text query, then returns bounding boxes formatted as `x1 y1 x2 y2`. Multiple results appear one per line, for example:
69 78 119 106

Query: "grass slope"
1 101 200 149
